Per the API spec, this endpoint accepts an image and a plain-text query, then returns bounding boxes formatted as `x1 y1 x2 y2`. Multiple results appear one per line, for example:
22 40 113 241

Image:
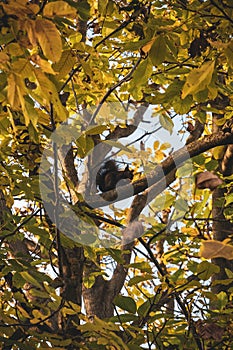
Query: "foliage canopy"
0 0 233 349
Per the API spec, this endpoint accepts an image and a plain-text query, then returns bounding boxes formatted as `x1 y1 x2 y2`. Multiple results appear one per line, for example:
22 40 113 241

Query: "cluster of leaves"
0 0 233 349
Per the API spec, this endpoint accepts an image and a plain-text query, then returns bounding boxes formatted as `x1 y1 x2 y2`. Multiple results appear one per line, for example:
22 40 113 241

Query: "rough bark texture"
212 187 233 294
82 194 147 319
87 130 233 208
211 112 233 295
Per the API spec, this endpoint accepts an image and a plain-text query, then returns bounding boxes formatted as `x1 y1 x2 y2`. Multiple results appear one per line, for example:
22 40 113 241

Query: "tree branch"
86 130 233 208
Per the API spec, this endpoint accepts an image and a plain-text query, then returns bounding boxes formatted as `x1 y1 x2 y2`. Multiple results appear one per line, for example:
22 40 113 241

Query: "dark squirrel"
96 160 134 192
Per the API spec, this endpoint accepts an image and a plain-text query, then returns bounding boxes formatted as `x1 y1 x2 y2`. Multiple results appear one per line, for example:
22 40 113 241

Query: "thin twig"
50 103 63 279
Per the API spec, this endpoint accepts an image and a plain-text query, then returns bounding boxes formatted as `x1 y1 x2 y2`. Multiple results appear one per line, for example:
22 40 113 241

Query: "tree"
0 0 233 349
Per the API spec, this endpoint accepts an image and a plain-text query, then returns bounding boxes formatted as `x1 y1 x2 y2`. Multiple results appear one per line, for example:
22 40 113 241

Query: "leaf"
160 142 171 150
35 19 62 62
176 160 193 177
128 345 142 350
7 74 20 109
30 54 56 74
173 95 193 114
224 40 233 68
137 299 150 317
114 295 137 314
133 58 153 85
128 274 153 287
24 19 37 46
159 113 174 134
181 61 215 99
85 125 108 135
153 140 160 150
34 69 67 121
226 193 233 206
129 262 152 273
53 50 76 80
149 35 167 66
20 271 43 289
43 1 77 18
212 145 225 160
152 193 175 210
103 140 132 153
200 240 233 260
141 37 156 55
98 0 108 15
83 275 95 288
197 261 220 280
174 198 189 212
110 314 139 323
0 52 9 64
76 0 90 21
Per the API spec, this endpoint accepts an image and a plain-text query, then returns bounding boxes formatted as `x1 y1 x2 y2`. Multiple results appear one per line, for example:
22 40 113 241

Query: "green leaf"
110 314 139 323
173 95 193 114
114 295 137 314
174 198 189 212
137 299 150 317
83 275 96 288
132 58 153 86
128 345 143 350
197 261 220 280
152 193 175 210
176 160 193 177
98 0 108 15
149 35 167 66
20 271 43 289
128 262 152 273
159 113 174 134
181 61 215 99
128 274 153 287
76 0 90 21
225 193 233 206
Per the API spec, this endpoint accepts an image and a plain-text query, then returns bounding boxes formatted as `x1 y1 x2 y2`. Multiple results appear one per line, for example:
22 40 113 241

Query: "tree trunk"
211 101 233 295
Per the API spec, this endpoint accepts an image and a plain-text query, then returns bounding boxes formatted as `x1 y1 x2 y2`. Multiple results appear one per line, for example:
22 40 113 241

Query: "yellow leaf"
181 61 215 99
7 74 20 109
200 240 233 260
153 140 160 150
6 43 24 56
181 227 198 236
34 69 68 121
6 194 14 207
43 1 77 18
224 40 233 69
2 0 39 16
0 52 9 64
17 87 30 126
154 150 165 162
8 75 33 126
160 142 171 150
141 37 156 54
35 19 62 62
11 58 33 78
17 305 31 318
53 50 76 80
31 54 56 74
211 145 225 160
24 19 37 46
